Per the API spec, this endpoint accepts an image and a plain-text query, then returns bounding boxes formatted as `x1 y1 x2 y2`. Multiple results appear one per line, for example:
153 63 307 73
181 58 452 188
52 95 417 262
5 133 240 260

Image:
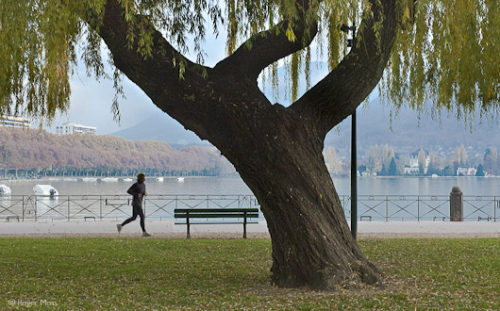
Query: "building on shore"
456 167 477 176
0 115 31 129
56 122 97 135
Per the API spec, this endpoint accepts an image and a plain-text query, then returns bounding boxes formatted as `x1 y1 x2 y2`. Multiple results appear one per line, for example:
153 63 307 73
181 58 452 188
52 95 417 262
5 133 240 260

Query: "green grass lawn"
0 238 498 310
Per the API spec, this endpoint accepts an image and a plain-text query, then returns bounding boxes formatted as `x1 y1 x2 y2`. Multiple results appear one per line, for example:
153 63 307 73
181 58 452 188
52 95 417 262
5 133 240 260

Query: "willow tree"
1 0 498 289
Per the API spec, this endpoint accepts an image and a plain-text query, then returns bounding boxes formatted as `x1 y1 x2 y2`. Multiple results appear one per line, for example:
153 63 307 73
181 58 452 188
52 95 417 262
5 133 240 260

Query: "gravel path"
0 221 498 238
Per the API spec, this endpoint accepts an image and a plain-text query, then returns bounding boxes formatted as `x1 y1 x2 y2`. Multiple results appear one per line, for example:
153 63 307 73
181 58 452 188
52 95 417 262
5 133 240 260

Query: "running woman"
117 173 151 237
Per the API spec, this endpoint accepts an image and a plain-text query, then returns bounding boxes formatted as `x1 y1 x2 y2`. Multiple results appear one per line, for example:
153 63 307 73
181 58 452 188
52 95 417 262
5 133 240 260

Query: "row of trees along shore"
0 127 235 178
5 126 498 178
324 145 500 176
1 0 498 290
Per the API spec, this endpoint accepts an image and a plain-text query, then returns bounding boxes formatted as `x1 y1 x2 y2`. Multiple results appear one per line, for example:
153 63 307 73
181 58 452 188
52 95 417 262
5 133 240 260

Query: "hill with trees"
0 127 234 177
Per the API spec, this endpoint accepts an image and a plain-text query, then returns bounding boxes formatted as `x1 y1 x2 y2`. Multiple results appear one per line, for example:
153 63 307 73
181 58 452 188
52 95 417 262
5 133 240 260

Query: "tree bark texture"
88 0 402 289
221 109 382 289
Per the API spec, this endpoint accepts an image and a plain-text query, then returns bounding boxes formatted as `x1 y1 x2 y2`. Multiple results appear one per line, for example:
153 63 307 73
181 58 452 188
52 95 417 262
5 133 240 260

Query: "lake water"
1 176 500 197
1 176 499 221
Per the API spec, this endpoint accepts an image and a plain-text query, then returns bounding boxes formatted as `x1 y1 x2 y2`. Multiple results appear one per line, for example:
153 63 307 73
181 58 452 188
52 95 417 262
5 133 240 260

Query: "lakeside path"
0 221 498 238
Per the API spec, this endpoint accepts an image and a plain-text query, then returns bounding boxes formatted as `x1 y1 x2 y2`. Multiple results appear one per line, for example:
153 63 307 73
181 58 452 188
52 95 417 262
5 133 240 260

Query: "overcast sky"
48 26 229 135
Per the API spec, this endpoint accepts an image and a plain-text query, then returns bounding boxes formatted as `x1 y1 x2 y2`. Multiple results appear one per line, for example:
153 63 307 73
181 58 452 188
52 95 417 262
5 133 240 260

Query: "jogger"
117 173 151 237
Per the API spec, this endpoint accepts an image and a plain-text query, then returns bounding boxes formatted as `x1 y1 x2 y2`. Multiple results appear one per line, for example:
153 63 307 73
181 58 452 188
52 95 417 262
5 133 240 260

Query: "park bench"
477 216 492 221
174 208 259 239
5 215 20 222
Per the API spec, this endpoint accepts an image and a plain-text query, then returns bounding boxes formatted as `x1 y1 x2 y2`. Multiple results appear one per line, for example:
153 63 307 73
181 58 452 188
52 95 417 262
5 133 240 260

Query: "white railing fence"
0 194 498 222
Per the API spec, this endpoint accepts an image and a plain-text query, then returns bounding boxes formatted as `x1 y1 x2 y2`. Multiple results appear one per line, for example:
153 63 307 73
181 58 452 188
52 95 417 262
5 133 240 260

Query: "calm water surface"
2 176 500 197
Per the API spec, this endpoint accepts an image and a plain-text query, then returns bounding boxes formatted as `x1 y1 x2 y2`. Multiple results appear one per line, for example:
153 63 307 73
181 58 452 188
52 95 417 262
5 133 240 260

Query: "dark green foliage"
388 157 398 176
442 165 456 176
476 164 485 176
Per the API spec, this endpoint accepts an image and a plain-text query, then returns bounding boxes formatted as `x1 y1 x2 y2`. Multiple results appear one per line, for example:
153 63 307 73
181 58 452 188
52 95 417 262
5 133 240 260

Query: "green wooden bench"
174 208 259 239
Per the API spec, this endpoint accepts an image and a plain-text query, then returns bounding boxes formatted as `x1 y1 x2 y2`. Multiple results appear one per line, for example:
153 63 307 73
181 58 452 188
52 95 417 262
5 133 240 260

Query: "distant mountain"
110 61 500 161
325 102 500 161
110 97 500 162
111 113 208 147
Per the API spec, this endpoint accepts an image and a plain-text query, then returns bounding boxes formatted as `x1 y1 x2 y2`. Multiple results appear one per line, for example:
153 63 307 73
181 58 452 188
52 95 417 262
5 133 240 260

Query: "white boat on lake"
79 177 98 182
177 177 185 183
0 184 11 195
156 177 164 182
33 184 58 196
100 177 119 182
120 178 133 182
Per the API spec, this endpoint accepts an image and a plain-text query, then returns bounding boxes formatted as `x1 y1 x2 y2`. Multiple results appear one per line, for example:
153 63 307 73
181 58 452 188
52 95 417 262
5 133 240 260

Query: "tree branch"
81 0 222 140
214 1 318 81
290 0 401 137
84 0 210 112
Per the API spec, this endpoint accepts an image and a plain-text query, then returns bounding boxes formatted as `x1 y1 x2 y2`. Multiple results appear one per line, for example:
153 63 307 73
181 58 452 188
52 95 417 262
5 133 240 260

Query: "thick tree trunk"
213 102 382 289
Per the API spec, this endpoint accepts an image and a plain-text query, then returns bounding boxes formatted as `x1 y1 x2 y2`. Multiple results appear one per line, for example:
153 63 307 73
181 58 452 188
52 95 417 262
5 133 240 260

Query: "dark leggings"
121 205 146 232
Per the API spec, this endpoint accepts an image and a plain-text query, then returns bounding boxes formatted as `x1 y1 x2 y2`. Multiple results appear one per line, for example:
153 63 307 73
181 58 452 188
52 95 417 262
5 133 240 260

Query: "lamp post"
341 23 358 240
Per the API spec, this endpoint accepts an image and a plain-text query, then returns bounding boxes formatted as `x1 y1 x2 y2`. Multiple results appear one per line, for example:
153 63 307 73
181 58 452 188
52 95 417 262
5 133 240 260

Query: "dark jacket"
127 182 146 207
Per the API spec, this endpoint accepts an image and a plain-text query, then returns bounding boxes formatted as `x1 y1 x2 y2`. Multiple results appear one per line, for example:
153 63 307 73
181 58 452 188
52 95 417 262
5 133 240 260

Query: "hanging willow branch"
0 0 498 120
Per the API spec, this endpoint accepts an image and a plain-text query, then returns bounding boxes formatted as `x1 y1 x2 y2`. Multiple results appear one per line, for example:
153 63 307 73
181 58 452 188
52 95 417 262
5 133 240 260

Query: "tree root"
271 259 384 291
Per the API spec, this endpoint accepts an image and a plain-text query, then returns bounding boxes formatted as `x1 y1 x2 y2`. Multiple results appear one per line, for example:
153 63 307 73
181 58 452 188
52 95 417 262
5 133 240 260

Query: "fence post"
450 186 463 221
67 195 70 221
495 197 498 222
385 196 389 222
22 195 25 222
417 196 420 222
99 195 102 221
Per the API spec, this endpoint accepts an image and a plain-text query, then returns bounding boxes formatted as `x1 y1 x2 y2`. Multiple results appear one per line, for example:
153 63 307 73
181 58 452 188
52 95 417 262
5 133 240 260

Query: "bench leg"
243 213 247 239
187 217 191 239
